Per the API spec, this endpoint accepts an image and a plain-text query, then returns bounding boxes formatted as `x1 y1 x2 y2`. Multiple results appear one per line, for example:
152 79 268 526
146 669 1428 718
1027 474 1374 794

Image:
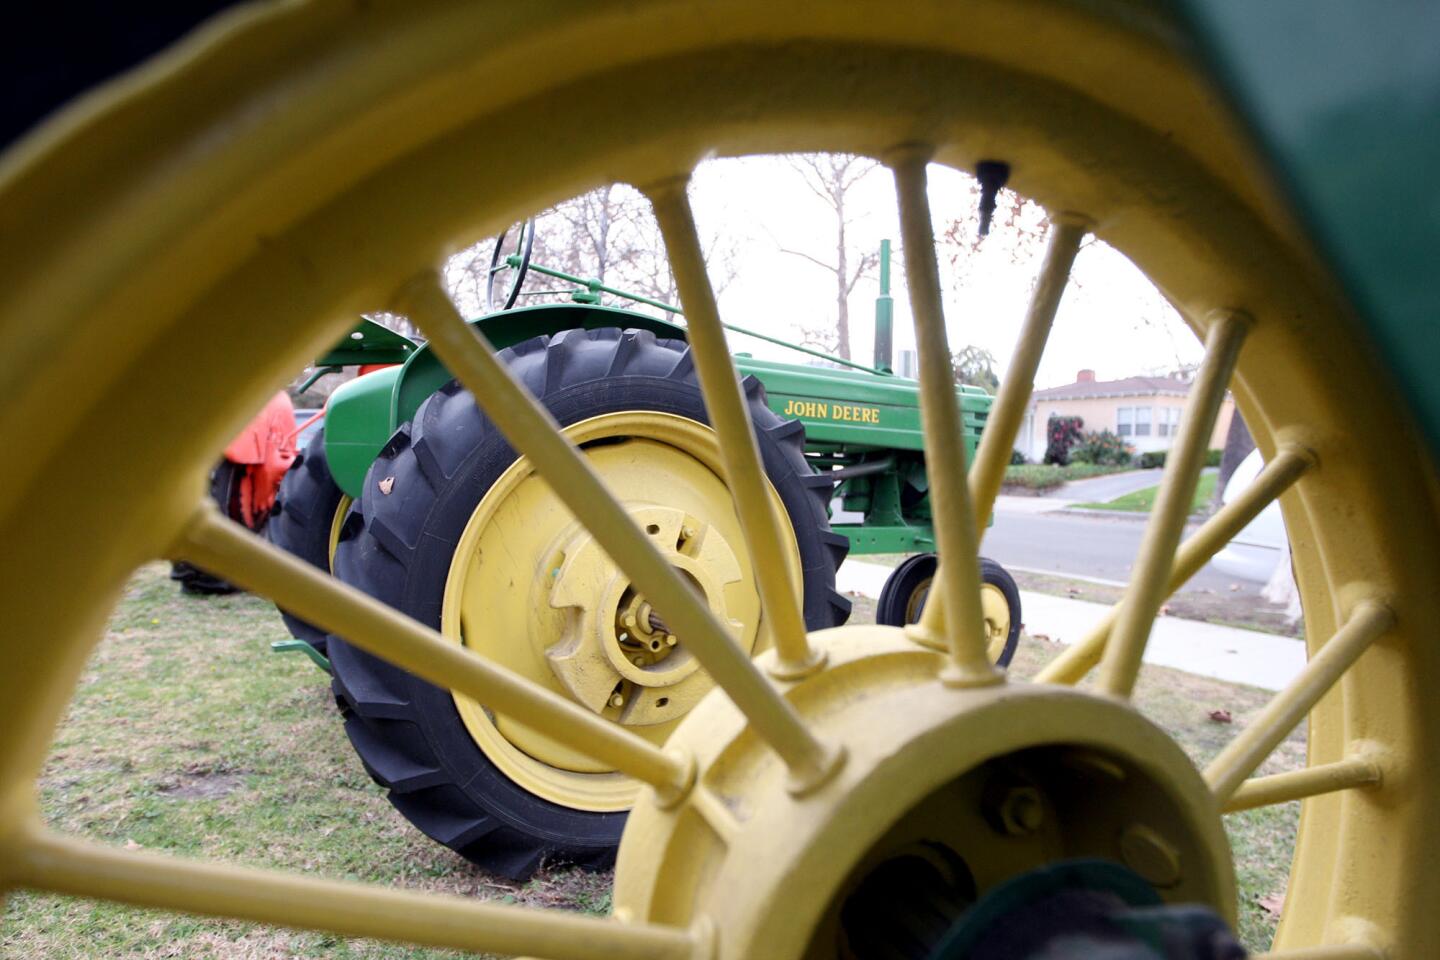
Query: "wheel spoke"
918 213 1088 637
172 502 694 799
394 271 843 792
1222 751 1383 813
9 825 701 960
890 147 1002 687
1097 310 1249 699
645 177 819 679
1036 444 1312 685
1206 600 1393 804
1253 946 1385 960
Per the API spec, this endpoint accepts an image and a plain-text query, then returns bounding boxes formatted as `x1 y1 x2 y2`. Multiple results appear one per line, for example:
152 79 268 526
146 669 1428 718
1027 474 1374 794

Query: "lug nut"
988 785 1045 836
633 656 646 667
1119 823 1183 888
609 693 625 708
665 634 678 646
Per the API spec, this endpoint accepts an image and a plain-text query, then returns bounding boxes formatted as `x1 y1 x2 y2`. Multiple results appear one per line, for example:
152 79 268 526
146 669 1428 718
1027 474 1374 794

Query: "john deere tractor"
267 225 1023 876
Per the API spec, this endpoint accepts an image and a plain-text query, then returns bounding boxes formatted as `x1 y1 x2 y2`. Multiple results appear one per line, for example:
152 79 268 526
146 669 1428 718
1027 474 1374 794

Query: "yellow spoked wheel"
1 3 1436 959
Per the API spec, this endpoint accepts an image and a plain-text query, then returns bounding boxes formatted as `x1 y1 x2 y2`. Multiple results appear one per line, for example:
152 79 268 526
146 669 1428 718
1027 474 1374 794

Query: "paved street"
1042 468 1164 502
981 505 1253 592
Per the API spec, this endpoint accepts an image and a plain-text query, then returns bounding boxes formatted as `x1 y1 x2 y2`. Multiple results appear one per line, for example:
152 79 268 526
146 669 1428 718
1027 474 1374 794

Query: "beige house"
1019 369 1234 462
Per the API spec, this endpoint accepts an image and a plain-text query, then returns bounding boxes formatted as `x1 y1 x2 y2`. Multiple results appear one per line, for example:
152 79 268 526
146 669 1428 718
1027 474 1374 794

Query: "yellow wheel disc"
440 412 800 812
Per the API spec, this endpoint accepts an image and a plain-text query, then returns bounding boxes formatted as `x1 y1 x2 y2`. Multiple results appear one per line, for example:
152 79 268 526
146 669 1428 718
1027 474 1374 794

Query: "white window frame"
1117 406 1133 436
1135 406 1152 436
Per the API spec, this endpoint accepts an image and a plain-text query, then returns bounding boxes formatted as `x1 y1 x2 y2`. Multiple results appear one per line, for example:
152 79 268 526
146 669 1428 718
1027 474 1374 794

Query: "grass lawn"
1075 471 1218 513
4 564 1299 957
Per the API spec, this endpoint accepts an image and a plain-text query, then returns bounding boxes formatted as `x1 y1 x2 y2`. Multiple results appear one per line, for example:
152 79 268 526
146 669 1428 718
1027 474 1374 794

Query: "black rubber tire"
875 554 1022 668
267 426 346 654
327 327 852 879
172 458 252 595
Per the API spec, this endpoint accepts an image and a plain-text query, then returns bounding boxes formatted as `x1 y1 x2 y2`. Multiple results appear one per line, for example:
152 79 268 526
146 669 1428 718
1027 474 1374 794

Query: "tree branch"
778 247 839 274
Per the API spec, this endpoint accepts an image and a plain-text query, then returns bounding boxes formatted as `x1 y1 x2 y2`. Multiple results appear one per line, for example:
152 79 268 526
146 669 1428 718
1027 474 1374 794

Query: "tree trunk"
834 194 852 360
1213 409 1256 507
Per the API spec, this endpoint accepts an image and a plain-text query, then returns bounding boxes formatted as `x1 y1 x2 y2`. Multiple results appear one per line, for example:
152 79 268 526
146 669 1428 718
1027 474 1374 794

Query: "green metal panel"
325 364 402 498
316 317 419 367
1173 0 1440 454
834 524 935 555
734 354 991 454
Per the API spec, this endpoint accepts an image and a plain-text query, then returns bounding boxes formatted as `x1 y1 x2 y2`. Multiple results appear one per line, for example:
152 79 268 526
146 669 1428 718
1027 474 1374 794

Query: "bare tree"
939 179 1053 284
779 154 882 361
445 183 734 319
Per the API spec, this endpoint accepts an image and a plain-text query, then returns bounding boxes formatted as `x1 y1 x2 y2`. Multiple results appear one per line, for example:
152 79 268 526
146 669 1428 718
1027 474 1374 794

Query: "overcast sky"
684 155 1202 389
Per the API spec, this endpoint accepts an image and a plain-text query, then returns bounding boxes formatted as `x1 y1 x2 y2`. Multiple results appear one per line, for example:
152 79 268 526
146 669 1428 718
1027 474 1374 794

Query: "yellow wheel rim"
326 493 351 575
440 411 800 813
979 582 1010 663
1 2 1437 957
906 577 1010 664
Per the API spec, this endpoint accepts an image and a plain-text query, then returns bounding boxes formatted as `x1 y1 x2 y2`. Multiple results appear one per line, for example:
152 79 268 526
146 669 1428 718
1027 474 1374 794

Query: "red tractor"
168 391 301 594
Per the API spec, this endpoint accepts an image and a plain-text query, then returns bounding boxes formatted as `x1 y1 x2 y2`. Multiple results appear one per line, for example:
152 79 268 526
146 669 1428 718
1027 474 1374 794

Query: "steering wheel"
484 219 534 313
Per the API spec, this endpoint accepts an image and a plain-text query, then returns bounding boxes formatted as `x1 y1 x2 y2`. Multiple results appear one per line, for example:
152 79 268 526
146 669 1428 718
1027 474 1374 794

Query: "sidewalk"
836 559 1305 691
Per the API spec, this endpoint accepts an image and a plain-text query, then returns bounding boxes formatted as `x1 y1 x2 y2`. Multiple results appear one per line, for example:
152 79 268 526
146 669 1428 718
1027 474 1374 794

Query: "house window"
1135 406 1152 436
1160 407 1180 437
1117 407 1133 436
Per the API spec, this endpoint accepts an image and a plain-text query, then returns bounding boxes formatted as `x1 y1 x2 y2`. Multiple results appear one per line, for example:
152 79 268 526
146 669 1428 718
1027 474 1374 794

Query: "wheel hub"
547 504 744 727
613 626 1234 960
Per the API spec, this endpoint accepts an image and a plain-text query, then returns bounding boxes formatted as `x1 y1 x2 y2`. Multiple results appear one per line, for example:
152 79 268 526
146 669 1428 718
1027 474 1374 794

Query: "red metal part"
221 391 297 529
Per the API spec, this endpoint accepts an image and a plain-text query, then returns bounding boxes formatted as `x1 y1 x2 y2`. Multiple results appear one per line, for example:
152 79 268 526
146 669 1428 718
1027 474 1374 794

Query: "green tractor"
268 223 1022 877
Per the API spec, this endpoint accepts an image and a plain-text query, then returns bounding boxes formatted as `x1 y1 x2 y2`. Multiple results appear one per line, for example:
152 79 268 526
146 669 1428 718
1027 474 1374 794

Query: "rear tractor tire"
267 426 351 654
327 327 851 878
876 553 1022 667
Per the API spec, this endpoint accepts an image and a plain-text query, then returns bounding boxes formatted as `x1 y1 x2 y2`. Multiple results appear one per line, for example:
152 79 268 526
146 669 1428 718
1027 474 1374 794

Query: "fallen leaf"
1031 632 1050 644
1257 891 1285 918
1208 709 1233 724
1159 604 1171 616
124 839 142 850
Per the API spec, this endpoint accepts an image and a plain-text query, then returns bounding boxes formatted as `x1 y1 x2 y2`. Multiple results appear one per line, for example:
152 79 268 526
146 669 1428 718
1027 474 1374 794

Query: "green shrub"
1003 462 1134 492
1044 415 1084 465
1206 448 1223 467
1010 449 1028 465
1070 430 1134 466
1139 450 1167 469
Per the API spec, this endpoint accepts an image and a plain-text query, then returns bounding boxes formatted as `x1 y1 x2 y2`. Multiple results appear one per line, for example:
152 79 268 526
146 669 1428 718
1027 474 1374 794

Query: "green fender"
325 303 686 497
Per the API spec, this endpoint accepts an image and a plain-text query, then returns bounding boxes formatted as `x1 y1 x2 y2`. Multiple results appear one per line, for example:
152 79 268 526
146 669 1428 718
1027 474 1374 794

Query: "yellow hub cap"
614 629 1235 958
440 411 800 812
